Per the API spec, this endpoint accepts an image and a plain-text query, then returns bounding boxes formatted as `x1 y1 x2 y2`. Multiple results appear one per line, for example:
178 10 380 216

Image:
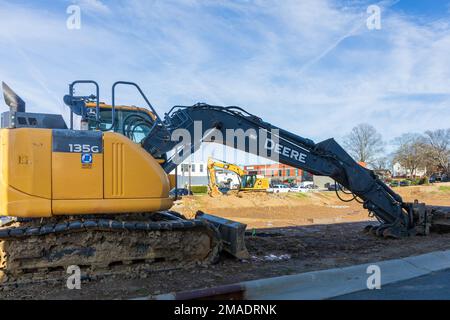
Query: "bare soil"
2 184 450 300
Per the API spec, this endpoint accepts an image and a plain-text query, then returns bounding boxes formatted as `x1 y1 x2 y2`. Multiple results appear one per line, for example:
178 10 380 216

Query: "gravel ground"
2 185 450 300
3 221 450 299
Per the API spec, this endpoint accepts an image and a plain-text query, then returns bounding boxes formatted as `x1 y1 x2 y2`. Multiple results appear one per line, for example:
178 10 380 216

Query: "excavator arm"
208 159 246 177
60 80 450 238
207 158 223 196
141 103 441 238
207 158 245 196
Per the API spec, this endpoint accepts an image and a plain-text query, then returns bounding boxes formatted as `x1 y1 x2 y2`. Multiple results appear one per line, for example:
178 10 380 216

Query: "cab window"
88 108 154 143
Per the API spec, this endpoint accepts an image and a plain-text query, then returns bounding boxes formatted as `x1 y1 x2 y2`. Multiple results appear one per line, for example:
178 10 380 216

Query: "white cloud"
75 0 110 15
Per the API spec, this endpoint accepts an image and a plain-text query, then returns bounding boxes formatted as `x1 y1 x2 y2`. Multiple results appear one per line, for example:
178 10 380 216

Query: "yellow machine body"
240 174 270 191
0 128 173 218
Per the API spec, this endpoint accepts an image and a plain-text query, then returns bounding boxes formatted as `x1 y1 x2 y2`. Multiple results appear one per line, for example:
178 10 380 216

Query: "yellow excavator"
207 158 269 196
1 79 450 284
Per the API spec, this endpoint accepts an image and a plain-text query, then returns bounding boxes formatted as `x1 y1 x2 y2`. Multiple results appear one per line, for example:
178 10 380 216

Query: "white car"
300 181 314 188
267 184 290 193
289 185 309 193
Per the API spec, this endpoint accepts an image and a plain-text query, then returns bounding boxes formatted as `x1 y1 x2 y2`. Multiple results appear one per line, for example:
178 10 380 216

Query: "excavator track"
0 212 222 285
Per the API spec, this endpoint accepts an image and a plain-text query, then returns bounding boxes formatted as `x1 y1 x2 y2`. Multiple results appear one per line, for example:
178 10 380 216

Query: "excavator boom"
46 82 450 237
207 158 224 196
141 103 449 238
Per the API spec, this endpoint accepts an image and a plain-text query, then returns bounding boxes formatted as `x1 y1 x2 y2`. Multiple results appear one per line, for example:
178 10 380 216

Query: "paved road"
334 268 450 300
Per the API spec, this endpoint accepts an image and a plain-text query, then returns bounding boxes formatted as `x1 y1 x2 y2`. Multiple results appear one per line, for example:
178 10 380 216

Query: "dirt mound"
176 191 373 229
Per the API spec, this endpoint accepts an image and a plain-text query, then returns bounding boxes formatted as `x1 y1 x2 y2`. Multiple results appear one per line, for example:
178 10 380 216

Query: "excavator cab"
84 102 155 143
241 173 257 189
240 172 270 191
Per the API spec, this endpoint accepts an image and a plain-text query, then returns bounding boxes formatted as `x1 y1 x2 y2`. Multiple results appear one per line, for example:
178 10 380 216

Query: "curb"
137 249 450 300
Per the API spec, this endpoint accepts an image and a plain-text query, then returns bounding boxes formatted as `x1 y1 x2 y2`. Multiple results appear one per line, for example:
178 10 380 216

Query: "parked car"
289 185 309 193
400 180 411 187
267 184 290 193
300 181 314 188
169 188 193 197
389 181 400 187
327 183 338 191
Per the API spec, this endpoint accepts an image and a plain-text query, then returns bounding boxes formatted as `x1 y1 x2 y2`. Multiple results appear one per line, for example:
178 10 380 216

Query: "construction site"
0 74 449 302
2 2 450 306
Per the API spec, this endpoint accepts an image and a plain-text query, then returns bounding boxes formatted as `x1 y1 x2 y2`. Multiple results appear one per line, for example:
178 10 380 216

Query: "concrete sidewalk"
146 249 450 300
334 268 450 299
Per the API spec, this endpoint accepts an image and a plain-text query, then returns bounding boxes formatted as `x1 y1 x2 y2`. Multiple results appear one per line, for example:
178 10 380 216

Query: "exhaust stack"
0 81 66 129
2 82 25 112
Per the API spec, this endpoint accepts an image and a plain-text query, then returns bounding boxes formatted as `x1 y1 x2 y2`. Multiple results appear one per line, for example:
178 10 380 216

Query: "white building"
175 161 208 187
171 160 241 188
313 176 335 190
392 162 426 178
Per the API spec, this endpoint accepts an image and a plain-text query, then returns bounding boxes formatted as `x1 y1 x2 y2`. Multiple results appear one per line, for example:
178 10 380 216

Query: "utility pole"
188 158 192 194
174 165 178 199
182 162 185 188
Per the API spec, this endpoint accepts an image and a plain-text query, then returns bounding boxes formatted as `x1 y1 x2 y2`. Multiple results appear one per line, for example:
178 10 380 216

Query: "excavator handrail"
111 81 163 134
68 80 100 130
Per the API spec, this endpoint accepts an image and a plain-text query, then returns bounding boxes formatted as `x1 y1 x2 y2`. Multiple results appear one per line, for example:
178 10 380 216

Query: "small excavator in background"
0 80 450 284
207 158 269 196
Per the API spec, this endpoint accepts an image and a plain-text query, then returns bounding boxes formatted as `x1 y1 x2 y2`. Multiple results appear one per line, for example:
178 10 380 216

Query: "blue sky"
1 0 450 164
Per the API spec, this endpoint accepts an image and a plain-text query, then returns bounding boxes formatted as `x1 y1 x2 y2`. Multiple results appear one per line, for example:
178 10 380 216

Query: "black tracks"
0 217 210 239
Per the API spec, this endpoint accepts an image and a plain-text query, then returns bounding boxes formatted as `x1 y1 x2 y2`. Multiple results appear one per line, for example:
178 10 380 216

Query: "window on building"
279 170 282 176
200 164 204 172
181 164 189 172
295 169 299 176
286 169 291 177
191 164 195 172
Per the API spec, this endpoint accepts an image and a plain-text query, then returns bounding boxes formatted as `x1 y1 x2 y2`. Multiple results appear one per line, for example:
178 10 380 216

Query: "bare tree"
424 129 450 175
392 133 429 178
343 123 384 164
372 156 391 170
